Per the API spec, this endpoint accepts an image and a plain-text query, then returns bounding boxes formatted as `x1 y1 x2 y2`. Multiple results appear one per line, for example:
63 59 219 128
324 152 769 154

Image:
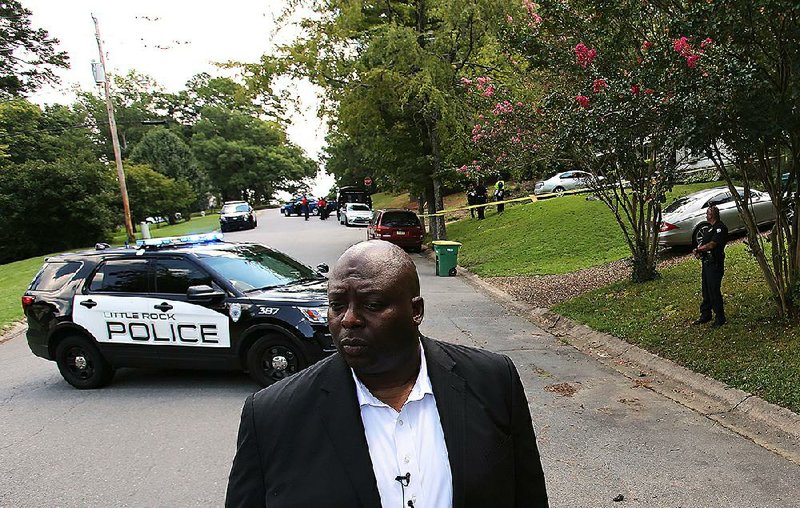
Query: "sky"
24 0 334 198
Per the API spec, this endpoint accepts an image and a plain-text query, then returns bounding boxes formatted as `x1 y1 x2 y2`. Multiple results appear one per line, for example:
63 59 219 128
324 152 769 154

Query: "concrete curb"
455 265 800 466
0 320 26 345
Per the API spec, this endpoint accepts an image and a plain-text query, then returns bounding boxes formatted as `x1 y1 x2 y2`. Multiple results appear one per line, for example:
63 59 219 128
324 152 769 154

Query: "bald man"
226 241 548 507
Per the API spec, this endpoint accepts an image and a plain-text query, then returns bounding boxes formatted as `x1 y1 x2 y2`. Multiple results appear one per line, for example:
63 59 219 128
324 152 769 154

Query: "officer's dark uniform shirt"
700 221 728 265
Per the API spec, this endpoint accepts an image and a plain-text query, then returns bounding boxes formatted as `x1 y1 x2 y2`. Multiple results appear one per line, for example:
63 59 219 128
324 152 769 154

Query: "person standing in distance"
225 240 549 507
301 194 309 221
466 182 477 218
475 182 488 220
692 205 728 327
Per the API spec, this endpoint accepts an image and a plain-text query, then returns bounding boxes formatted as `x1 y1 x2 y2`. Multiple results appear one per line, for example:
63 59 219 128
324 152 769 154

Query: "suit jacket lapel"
317 354 382 507
423 336 467 508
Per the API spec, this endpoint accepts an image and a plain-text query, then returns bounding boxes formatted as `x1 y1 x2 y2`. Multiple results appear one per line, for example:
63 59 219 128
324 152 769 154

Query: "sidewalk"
415 253 799 507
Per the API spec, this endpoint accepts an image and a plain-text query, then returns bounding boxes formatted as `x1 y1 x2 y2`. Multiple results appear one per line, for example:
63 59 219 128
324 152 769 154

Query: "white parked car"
659 186 776 247
340 203 373 227
534 170 599 195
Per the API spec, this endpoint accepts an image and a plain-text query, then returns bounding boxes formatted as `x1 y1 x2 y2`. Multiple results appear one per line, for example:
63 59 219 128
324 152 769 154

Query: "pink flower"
492 100 514 115
460 77 472 85
575 43 598 68
476 76 491 86
642 40 653 51
575 95 590 108
482 85 495 97
673 36 692 57
592 78 608 93
700 37 714 49
523 0 542 25
472 124 482 135
458 165 468 173
644 88 654 95
511 136 522 144
631 84 640 95
686 54 701 68
506 14 513 23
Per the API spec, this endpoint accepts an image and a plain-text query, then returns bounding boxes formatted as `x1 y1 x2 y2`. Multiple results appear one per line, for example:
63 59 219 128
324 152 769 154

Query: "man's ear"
411 296 424 326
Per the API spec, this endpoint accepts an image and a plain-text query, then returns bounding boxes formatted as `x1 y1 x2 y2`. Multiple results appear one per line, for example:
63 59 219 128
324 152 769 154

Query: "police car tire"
246 334 308 387
554 186 566 196
55 335 114 389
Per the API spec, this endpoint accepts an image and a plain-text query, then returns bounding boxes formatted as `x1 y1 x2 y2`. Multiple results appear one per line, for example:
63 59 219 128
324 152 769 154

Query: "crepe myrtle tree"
466 2 703 282
671 2 800 319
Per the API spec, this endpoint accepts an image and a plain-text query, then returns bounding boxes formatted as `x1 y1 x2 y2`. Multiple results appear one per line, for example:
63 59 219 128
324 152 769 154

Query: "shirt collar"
352 340 433 409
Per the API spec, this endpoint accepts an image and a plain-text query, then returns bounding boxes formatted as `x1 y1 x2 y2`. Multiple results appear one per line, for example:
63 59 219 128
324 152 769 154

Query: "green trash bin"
432 240 462 277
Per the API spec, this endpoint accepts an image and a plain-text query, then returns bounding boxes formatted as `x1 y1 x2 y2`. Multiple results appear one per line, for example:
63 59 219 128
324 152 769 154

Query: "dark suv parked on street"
22 233 334 389
219 201 257 232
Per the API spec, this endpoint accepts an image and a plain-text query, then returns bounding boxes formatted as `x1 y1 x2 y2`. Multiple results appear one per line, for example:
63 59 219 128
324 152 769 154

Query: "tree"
469 0 700 282
77 71 167 160
191 106 316 202
0 158 117 263
280 0 514 239
669 2 800 318
0 99 98 166
124 164 196 224
0 0 68 98
130 128 208 209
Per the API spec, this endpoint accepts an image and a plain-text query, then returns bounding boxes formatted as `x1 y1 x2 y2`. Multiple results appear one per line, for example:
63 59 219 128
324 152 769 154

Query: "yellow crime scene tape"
416 186 591 218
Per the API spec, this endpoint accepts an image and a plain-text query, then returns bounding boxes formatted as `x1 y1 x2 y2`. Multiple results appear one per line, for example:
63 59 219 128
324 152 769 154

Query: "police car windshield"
222 204 249 214
198 245 320 292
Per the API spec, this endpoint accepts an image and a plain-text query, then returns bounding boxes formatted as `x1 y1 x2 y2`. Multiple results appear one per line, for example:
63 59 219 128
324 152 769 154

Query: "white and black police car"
22 233 334 389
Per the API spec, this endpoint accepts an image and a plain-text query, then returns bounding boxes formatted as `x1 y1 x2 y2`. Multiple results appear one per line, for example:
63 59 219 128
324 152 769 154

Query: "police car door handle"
80 299 97 309
154 302 173 312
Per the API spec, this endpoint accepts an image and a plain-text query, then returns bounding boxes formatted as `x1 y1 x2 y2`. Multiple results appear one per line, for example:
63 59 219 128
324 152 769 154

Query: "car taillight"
660 222 678 232
21 295 34 309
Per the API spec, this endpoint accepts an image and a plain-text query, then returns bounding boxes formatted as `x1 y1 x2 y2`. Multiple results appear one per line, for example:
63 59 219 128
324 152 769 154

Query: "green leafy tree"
670 2 800 318
470 0 701 282
191 106 316 202
281 0 513 239
0 99 98 166
0 0 68 98
130 128 208 209
0 158 116 263
77 71 167 160
124 164 196 224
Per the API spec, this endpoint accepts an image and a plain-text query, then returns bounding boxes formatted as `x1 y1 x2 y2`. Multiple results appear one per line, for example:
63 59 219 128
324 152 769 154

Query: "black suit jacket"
226 336 548 507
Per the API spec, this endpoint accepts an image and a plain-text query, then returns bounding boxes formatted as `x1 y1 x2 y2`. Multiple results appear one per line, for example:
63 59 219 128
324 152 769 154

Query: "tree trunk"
432 176 447 240
424 180 437 239
426 115 447 240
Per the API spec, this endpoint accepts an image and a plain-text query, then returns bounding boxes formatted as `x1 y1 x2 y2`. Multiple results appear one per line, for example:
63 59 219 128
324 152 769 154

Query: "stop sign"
364 177 373 187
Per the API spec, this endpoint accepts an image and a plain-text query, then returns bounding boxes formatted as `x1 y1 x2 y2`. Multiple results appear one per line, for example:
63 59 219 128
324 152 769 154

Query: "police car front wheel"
246 334 307 387
55 335 115 389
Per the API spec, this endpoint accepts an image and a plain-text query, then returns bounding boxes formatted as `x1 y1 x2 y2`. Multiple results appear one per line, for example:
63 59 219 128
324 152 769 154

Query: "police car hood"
247 278 328 304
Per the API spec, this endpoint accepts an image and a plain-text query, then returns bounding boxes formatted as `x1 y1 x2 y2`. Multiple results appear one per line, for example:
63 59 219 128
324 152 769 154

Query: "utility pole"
92 14 135 244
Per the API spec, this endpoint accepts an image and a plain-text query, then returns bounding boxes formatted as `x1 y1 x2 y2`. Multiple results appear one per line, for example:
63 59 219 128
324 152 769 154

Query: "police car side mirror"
187 285 225 303
316 263 329 274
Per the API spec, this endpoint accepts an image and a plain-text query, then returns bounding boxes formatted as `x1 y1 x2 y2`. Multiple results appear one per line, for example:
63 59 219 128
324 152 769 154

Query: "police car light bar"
136 232 225 248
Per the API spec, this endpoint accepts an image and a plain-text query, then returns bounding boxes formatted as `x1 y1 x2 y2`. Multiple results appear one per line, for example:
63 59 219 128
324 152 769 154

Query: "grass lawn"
110 214 220 244
446 182 723 276
0 255 50 333
555 244 800 413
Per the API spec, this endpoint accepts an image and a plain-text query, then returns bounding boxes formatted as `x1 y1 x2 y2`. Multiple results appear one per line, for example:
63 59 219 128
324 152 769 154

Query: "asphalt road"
1 208 798 507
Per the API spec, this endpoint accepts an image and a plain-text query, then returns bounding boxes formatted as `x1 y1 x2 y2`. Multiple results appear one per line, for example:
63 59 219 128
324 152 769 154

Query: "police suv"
22 233 335 389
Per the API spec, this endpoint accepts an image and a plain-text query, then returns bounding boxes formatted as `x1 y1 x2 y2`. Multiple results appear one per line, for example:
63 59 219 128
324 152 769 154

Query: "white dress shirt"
351 343 453 508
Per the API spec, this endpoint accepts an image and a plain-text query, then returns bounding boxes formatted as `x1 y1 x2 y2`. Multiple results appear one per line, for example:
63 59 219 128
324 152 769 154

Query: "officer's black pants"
700 261 725 320
496 199 505 213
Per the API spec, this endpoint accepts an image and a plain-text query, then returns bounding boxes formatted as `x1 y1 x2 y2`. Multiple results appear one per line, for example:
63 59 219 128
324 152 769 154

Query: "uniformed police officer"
692 205 728 327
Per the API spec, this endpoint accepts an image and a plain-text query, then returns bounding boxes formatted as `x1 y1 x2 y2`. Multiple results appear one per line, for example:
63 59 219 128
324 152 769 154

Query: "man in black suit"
226 241 548 507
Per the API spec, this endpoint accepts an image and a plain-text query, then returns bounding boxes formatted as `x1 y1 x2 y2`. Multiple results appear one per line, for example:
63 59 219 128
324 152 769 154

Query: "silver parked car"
659 186 776 247
534 170 601 195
